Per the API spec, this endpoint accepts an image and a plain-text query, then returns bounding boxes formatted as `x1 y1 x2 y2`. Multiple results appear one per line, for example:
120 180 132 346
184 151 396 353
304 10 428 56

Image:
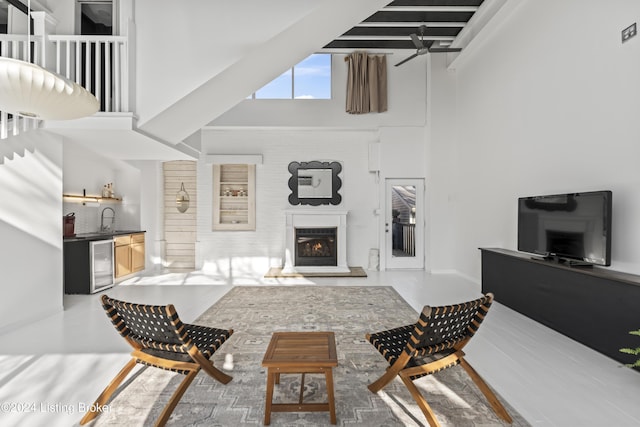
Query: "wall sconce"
176 182 190 213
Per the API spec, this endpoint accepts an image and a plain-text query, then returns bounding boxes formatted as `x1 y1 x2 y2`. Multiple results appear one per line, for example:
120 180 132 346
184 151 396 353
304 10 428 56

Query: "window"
255 69 292 99
76 0 116 35
0 1 8 34
252 54 331 100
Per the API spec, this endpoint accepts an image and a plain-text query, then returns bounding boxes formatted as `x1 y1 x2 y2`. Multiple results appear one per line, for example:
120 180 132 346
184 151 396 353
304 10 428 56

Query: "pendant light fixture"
0 0 99 120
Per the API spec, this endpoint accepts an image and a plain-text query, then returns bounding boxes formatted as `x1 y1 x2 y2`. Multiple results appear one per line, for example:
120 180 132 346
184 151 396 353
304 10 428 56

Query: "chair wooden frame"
80 295 233 427
366 293 512 427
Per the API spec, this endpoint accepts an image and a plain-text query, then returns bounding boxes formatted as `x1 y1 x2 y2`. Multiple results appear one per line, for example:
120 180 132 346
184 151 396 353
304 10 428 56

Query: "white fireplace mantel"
283 209 349 273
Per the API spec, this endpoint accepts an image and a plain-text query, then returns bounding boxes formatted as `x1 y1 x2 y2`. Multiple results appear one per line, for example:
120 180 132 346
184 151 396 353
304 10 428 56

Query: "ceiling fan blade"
428 47 463 53
394 53 419 67
410 33 423 49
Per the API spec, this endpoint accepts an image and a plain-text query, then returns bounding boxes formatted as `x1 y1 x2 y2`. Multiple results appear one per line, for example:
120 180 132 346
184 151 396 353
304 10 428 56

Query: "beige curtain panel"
346 52 388 114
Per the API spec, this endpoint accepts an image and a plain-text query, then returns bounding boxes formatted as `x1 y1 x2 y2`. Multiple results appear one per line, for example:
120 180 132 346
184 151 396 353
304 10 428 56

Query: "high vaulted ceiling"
323 0 484 51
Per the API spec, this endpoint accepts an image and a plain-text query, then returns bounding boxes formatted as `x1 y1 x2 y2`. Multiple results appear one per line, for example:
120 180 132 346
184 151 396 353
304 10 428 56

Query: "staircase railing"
1 33 129 140
0 35 42 139
0 35 43 62
49 35 129 113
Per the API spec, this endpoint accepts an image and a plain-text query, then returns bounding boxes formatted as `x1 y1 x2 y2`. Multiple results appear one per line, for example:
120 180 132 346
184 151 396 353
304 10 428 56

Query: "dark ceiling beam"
335 34 455 40
354 21 466 27
363 11 475 22
324 39 420 49
341 26 461 37
5 0 28 15
381 6 479 12
389 0 483 5
325 0 485 50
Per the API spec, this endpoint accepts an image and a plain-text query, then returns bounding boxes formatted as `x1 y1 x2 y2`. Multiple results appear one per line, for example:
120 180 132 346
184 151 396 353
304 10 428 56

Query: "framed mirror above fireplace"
288 161 342 206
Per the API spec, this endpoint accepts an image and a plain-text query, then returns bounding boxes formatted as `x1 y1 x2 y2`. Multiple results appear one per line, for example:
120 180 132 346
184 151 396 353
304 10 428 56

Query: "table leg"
264 369 275 425
298 373 306 404
325 368 336 424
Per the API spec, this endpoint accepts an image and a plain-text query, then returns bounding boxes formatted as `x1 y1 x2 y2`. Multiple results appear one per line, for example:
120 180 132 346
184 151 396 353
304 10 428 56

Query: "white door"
385 179 424 269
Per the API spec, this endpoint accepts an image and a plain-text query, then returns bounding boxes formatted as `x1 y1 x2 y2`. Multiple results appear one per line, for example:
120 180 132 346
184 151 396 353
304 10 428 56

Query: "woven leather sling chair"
366 292 512 427
80 295 233 427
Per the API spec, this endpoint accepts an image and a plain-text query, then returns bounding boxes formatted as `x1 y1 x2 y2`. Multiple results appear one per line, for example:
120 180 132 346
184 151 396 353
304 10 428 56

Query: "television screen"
517 191 612 266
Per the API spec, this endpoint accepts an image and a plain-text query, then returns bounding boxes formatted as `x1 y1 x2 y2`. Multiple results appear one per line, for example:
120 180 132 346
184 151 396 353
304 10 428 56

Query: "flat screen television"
517 190 612 266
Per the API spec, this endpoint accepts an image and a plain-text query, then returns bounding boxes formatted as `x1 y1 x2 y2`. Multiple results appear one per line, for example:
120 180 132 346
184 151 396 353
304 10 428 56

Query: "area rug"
92 286 529 426
264 266 367 278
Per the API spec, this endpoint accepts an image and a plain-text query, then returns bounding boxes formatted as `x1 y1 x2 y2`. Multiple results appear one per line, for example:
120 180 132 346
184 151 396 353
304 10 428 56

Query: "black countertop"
64 230 146 242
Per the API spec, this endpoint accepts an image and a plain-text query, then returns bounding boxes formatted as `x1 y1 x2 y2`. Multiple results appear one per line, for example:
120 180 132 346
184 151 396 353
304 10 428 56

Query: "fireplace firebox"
295 228 337 267
283 210 349 273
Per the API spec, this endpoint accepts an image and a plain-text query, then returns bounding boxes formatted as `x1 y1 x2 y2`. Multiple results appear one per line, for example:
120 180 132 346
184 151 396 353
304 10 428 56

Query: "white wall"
0 131 64 332
196 127 426 277
433 0 640 279
376 126 428 269
426 53 459 273
63 141 141 234
128 160 164 273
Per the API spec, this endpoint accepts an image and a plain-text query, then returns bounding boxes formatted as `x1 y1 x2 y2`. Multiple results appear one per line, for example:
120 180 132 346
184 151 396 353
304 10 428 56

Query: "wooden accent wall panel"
163 161 197 269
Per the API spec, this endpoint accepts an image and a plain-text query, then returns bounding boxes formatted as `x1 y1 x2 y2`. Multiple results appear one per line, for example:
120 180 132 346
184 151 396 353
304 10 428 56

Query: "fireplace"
283 210 349 273
295 228 338 267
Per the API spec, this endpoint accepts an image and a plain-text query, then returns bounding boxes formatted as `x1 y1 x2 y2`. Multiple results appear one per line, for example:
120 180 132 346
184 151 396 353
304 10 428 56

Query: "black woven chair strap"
367 324 414 365
135 325 232 373
102 295 195 352
409 294 493 355
368 294 493 364
185 324 232 358
101 295 232 366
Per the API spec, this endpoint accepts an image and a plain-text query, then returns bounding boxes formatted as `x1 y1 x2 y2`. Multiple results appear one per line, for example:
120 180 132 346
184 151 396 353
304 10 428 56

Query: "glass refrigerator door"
91 240 114 292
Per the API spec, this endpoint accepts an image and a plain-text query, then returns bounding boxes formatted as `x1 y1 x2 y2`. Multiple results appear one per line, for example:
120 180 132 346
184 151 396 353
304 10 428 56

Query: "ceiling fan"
395 25 462 67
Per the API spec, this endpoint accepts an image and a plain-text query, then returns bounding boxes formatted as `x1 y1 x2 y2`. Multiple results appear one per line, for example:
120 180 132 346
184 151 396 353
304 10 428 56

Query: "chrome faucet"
100 207 116 232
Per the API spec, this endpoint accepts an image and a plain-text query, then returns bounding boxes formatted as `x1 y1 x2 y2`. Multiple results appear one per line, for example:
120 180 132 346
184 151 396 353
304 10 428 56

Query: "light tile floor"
0 270 638 426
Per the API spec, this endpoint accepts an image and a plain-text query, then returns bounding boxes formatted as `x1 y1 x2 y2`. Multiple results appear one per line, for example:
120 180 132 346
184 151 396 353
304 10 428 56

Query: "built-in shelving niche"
207 155 262 231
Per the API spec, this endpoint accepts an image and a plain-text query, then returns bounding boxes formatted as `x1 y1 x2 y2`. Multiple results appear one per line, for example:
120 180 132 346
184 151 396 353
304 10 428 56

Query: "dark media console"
480 248 640 366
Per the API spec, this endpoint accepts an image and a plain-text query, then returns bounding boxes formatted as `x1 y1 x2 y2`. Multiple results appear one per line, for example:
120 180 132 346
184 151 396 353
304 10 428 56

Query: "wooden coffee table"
261 331 338 425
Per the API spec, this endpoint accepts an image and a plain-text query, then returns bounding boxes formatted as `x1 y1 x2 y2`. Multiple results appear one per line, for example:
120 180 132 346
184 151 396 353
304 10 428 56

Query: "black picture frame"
288 161 342 206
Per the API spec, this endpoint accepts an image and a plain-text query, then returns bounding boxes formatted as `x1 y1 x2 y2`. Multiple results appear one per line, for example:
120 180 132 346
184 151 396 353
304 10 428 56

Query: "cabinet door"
131 234 145 272
114 244 131 277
